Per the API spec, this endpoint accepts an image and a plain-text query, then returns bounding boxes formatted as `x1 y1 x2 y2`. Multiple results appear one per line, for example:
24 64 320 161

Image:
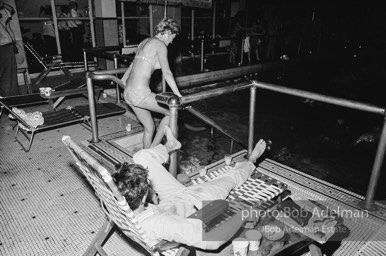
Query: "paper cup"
224 154 232 165
44 87 52 96
245 230 262 251
199 167 207 177
232 237 249 256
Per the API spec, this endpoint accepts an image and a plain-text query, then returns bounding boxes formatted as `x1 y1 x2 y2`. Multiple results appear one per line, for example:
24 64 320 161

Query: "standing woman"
121 18 182 149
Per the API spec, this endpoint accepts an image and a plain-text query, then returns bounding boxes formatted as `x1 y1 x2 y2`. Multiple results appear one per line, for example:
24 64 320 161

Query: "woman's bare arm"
157 43 182 97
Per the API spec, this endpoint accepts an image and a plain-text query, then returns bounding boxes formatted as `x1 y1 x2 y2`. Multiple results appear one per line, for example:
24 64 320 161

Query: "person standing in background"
68 1 84 60
58 5 71 61
40 6 57 57
0 1 18 96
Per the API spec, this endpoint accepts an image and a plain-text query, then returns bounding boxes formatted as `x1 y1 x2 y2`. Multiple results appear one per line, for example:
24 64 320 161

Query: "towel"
11 107 44 130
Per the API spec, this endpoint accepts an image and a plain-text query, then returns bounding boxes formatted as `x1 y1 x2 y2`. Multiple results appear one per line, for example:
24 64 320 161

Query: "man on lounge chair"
113 126 267 250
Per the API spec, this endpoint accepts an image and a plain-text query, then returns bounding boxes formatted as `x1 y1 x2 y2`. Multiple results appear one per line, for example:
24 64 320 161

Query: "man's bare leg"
164 126 181 153
248 139 267 163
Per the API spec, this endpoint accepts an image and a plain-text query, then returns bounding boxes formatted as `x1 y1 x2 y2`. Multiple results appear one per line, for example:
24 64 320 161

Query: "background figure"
58 5 71 61
0 1 18 96
40 6 56 57
250 20 265 62
265 14 281 60
68 1 84 60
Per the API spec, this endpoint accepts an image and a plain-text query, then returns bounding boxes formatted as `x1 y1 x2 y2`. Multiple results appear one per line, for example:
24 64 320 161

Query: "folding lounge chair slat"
73 103 126 118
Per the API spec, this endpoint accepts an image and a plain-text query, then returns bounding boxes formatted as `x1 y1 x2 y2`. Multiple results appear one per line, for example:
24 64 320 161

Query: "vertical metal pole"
240 38 244 65
149 5 154 37
88 0 96 47
359 116 386 210
121 1 126 47
212 2 216 39
83 49 88 71
167 96 181 177
50 0 61 55
200 39 204 72
86 73 99 143
162 76 166 92
113 55 121 103
191 9 194 40
248 83 257 156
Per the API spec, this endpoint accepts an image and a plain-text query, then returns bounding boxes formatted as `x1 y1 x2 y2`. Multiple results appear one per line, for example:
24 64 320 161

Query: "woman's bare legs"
133 93 170 148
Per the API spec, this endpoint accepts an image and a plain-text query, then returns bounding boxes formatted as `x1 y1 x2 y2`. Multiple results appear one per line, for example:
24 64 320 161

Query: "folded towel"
12 107 44 129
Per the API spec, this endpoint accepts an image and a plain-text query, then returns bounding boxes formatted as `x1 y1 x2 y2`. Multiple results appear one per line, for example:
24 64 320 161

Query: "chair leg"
14 125 36 152
83 219 115 256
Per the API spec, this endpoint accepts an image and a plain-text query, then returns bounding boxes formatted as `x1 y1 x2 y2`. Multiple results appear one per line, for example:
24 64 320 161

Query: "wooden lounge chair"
1 102 126 152
62 135 192 256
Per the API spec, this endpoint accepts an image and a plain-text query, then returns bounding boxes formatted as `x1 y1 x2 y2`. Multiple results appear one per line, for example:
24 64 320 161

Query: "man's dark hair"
113 162 149 210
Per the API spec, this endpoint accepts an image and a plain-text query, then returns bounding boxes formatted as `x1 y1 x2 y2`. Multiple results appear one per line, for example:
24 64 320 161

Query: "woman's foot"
164 126 181 152
249 139 267 163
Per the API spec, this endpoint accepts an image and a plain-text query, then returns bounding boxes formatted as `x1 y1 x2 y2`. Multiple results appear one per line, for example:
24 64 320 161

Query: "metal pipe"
88 0 96 48
181 81 252 105
83 49 88 71
89 73 125 89
359 116 386 210
113 55 121 103
252 81 385 115
92 68 127 76
248 85 257 156
86 73 99 143
191 9 194 40
167 96 181 177
50 0 62 55
149 5 153 37
121 1 126 47
212 2 216 39
201 39 204 72
185 106 246 148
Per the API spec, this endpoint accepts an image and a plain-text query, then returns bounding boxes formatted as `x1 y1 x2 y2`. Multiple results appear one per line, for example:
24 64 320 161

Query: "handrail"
85 68 386 211
252 81 385 115
250 80 386 211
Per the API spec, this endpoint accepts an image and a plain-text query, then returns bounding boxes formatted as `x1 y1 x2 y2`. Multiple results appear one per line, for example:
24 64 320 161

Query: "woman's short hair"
154 18 180 36
113 162 149 210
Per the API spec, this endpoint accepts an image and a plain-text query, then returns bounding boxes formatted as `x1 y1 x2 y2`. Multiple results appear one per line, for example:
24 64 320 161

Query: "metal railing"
85 68 385 212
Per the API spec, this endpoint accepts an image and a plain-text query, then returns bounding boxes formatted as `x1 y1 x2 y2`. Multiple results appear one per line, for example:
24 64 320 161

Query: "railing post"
201 39 204 72
167 95 181 177
113 55 121 103
86 72 100 143
358 115 386 211
248 81 258 156
83 49 88 72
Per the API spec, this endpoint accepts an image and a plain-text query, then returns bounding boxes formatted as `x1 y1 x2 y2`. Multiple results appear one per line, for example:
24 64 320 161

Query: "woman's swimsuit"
124 38 162 107
124 87 152 107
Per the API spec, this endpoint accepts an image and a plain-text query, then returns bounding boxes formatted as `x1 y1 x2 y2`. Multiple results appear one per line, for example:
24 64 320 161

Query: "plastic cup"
232 237 249 256
224 154 232 166
126 123 132 132
245 230 262 251
199 167 207 177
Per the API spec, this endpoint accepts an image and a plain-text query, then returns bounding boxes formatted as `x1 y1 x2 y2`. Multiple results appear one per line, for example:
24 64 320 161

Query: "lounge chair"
1 103 126 152
0 78 103 117
62 135 193 256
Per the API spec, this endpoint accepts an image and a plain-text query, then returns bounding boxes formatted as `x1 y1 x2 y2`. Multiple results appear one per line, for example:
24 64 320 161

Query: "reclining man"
114 126 267 250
